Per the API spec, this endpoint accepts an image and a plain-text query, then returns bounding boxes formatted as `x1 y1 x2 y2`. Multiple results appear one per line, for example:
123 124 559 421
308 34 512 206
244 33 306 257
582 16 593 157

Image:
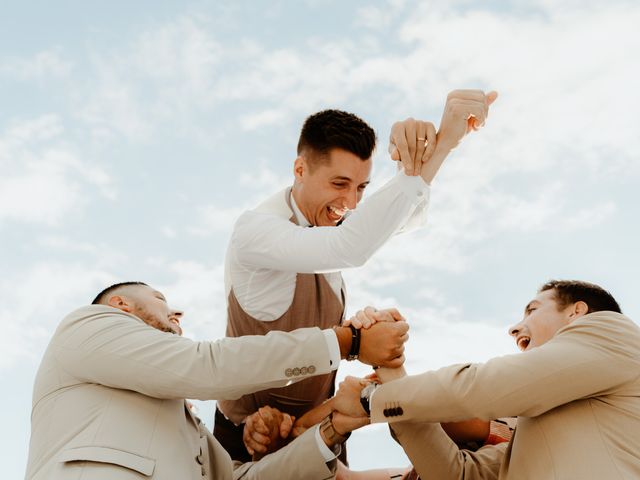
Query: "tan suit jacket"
370 311 640 479
25 305 338 480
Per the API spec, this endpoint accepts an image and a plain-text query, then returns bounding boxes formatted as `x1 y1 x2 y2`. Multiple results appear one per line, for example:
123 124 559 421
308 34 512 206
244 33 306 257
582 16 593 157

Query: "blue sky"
3 0 639 475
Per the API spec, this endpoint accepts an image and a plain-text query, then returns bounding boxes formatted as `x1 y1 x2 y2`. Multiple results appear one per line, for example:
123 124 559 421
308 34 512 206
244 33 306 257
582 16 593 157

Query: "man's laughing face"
509 289 578 352
292 148 371 227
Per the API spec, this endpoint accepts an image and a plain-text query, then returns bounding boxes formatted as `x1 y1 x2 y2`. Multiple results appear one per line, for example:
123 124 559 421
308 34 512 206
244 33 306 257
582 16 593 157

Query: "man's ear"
107 295 133 313
568 301 589 322
293 156 306 183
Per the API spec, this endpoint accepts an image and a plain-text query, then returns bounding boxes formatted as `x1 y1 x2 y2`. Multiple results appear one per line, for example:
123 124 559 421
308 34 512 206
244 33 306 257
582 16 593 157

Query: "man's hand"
242 406 293 458
359 320 409 368
332 376 369 417
343 306 405 329
332 412 370 436
436 89 498 152
417 89 498 185
388 118 437 176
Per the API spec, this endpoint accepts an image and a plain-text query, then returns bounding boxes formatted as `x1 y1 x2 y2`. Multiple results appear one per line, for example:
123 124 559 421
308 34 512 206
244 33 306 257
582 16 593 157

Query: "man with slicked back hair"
217 90 499 465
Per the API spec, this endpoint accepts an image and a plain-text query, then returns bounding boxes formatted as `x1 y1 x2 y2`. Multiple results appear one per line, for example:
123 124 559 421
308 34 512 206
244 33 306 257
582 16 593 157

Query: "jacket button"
308 365 316 374
300 366 308 375
293 367 300 376
285 368 293 377
397 407 404 416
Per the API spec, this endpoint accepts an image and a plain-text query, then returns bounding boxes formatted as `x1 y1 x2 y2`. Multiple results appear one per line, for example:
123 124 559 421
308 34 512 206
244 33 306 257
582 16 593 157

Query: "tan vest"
218 273 344 424
218 201 345 425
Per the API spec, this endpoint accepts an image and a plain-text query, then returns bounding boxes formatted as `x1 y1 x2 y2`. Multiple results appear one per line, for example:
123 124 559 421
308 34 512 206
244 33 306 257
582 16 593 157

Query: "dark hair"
539 280 621 314
297 109 376 167
92 281 148 305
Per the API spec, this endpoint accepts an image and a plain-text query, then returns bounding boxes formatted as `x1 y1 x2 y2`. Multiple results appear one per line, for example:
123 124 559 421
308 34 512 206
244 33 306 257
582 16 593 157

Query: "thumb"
280 414 294 438
486 90 498 106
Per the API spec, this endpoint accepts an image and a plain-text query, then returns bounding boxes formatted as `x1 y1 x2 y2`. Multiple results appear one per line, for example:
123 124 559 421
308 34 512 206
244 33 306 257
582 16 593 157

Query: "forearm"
372 314 640 423
293 399 334 434
234 172 429 273
57 311 332 401
233 427 336 480
420 142 452 185
391 422 504 480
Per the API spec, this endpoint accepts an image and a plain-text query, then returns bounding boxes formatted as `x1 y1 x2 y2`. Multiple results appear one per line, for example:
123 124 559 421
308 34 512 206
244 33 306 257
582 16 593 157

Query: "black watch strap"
347 325 361 361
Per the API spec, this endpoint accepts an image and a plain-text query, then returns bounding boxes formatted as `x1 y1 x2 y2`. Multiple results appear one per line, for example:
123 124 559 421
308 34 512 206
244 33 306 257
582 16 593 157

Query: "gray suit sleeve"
52 306 333 401
232 427 337 480
371 312 640 424
390 422 506 480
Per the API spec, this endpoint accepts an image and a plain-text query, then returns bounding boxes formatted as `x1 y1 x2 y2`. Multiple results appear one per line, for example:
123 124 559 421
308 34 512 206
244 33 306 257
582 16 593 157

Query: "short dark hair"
92 281 148 305
297 109 376 167
540 280 621 314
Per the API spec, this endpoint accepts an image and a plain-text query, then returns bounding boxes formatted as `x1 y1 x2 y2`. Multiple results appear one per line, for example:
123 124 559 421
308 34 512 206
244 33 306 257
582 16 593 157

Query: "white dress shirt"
224 170 429 322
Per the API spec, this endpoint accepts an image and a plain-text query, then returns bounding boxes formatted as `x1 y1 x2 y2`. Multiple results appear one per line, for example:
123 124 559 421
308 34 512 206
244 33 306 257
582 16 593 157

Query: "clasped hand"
389 89 498 176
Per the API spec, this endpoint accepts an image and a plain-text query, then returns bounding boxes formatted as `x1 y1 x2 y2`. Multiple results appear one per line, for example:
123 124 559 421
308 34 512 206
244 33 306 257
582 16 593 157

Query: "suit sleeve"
52 307 333 400
232 172 429 273
371 312 640 424
231 427 337 480
390 422 506 480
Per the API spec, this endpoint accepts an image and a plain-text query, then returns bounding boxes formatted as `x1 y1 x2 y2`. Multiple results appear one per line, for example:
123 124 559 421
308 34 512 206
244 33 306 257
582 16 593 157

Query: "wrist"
421 143 451 184
360 382 378 417
334 326 352 359
346 325 361 361
319 412 351 447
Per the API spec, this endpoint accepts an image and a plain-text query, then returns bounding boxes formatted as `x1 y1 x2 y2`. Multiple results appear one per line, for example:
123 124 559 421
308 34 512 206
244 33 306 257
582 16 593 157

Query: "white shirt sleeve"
232 172 429 273
314 424 341 462
323 328 341 370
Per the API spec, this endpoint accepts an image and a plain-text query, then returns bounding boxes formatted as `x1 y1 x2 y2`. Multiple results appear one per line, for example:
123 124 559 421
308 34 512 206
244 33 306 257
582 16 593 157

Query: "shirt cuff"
396 169 431 198
323 329 341 370
314 425 341 462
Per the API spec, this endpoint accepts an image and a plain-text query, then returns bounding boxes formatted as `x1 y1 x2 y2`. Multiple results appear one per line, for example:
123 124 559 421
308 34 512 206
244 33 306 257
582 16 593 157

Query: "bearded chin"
161 325 179 335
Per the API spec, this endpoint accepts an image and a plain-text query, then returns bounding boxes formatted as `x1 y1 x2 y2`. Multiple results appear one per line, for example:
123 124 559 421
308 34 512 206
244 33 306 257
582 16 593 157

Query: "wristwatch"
320 412 351 445
346 325 361 361
360 382 378 416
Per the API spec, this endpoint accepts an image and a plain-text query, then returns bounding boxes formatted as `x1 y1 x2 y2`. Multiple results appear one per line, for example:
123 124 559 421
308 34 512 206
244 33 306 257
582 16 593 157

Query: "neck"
290 185 313 226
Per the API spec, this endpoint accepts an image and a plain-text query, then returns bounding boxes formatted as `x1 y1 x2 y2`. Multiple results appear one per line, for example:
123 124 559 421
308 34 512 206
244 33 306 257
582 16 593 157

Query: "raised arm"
233 171 428 273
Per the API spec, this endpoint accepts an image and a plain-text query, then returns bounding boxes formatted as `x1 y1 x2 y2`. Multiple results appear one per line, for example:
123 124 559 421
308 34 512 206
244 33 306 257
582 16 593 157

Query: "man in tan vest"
25 281 406 480
333 280 640 479
216 90 498 462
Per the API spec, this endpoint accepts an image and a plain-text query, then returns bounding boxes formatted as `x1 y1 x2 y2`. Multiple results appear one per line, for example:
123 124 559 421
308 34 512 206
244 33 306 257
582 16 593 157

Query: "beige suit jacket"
370 311 640 479
25 305 338 480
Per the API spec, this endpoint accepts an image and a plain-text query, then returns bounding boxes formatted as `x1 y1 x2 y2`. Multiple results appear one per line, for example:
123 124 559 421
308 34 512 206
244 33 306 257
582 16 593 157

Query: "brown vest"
217 195 345 424
217 272 344 424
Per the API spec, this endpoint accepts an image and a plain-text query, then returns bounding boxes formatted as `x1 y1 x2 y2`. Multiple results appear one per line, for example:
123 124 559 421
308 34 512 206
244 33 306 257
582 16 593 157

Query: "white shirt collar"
289 191 311 227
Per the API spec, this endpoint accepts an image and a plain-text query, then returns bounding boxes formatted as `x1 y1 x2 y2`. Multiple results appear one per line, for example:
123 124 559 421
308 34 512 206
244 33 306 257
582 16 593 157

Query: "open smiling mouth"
517 336 531 351
327 205 347 221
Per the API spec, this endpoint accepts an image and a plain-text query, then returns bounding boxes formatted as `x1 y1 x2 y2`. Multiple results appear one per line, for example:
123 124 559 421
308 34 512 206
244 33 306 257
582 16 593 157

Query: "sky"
2 0 639 475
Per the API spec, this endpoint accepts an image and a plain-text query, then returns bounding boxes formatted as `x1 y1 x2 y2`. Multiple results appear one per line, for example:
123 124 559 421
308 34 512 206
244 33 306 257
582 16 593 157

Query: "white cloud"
1 49 72 80
154 260 228 340
0 115 114 226
188 204 246 236
0 263 116 370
